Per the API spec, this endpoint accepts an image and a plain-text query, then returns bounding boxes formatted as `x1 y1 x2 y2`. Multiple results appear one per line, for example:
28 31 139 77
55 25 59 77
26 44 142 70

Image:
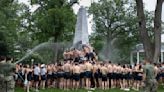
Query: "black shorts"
34 75 39 82
73 73 80 81
17 72 23 79
112 73 117 79
18 73 25 82
102 74 107 81
127 73 131 80
57 72 64 78
27 73 33 81
122 73 125 79
94 72 100 79
53 73 57 79
119 74 124 80
156 73 160 81
64 72 71 79
41 75 46 80
161 73 164 77
80 72 85 78
133 72 138 80
47 74 52 80
136 75 142 81
85 71 92 78
107 73 112 79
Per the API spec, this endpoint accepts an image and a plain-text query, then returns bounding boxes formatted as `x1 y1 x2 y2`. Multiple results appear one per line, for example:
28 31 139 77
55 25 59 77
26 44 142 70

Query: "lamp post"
31 59 34 66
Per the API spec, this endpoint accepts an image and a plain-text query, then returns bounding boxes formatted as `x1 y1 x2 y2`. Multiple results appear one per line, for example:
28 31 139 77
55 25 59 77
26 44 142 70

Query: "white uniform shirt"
34 66 40 75
41 68 47 75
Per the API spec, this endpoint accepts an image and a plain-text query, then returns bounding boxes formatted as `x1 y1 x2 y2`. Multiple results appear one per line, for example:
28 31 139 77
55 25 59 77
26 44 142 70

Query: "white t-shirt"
34 66 40 75
41 68 47 75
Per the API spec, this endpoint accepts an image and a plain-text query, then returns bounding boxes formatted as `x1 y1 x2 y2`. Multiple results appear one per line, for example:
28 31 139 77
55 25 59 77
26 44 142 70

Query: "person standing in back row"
142 59 158 92
33 64 40 92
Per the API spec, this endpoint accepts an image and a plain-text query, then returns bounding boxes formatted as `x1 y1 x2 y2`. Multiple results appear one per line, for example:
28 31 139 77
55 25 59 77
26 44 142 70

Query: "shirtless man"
17 64 25 87
133 64 139 90
85 60 93 89
79 61 86 88
52 64 57 88
93 62 99 88
23 65 28 92
26 64 33 92
100 63 108 90
72 62 81 89
107 61 113 88
116 64 122 88
122 65 129 91
136 64 143 91
47 64 53 88
112 64 117 88
119 65 124 90
15 64 20 86
57 63 65 89
63 60 71 90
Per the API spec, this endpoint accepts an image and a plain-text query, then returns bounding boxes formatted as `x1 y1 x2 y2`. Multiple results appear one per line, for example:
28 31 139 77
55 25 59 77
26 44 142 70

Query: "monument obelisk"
73 6 89 45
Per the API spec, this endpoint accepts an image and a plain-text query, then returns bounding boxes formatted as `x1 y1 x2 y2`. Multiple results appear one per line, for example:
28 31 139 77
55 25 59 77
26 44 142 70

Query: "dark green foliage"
89 0 139 62
0 0 76 62
0 31 8 57
89 0 154 63
0 0 26 58
30 0 76 42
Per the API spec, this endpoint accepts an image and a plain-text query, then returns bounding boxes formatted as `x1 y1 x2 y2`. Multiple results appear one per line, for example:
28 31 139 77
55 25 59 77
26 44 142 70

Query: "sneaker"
124 88 130 91
90 88 95 90
35 89 39 92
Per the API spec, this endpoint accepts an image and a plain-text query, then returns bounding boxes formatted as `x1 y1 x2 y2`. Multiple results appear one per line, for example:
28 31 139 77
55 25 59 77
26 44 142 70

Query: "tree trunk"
135 0 154 62
135 0 163 63
153 0 163 62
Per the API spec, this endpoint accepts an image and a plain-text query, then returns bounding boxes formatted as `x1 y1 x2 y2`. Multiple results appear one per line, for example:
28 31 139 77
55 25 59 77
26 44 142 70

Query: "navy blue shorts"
27 73 33 81
57 72 64 78
85 71 92 78
156 74 161 81
102 74 107 81
107 73 112 79
73 73 80 81
112 73 117 79
33 75 39 82
64 72 71 79
126 74 131 80
53 73 58 79
120 74 124 80
41 75 46 80
80 72 85 78
136 75 142 81
94 72 100 79
47 74 52 80
161 73 164 77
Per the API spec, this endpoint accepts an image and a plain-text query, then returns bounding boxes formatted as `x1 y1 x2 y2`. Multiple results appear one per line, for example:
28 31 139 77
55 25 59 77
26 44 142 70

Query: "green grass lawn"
15 86 164 92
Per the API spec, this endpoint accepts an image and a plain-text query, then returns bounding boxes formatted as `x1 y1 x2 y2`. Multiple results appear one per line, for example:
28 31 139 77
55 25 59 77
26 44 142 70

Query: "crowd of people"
13 45 164 92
